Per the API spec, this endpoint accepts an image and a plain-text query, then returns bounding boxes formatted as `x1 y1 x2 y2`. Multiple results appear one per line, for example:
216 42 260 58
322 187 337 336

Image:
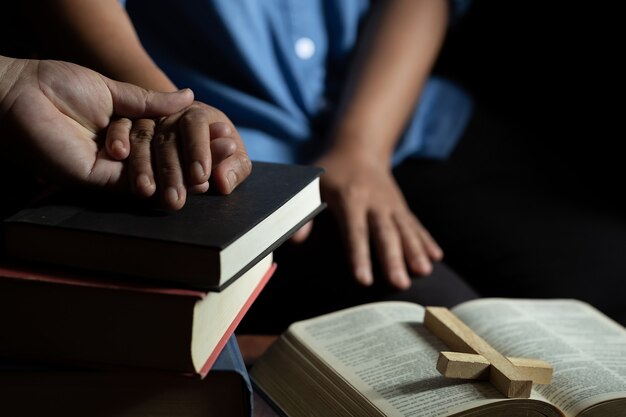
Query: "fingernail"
112 140 125 156
417 256 432 275
227 170 237 189
165 186 180 204
191 161 206 181
409 256 421 272
136 174 152 192
392 270 411 289
356 267 373 286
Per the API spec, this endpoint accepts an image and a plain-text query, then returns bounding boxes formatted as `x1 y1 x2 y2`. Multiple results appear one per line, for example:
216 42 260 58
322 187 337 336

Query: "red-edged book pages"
0 254 275 376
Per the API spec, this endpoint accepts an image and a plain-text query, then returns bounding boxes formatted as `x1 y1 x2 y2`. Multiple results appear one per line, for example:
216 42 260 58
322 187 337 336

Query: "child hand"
315 149 443 289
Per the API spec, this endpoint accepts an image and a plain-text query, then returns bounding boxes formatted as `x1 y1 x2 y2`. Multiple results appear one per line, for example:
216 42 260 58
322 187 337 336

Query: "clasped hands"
0 58 251 208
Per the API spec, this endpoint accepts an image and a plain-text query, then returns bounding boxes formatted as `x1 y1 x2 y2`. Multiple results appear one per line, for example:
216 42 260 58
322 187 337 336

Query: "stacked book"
0 162 323 416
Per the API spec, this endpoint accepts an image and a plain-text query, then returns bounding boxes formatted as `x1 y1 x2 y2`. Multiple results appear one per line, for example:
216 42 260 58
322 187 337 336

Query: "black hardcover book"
2 162 323 290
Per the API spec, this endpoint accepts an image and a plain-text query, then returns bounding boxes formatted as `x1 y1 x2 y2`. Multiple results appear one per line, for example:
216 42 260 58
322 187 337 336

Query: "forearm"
31 0 175 91
329 0 449 163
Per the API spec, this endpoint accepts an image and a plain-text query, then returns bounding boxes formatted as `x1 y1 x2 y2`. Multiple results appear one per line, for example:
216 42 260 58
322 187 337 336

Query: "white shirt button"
294 37 316 60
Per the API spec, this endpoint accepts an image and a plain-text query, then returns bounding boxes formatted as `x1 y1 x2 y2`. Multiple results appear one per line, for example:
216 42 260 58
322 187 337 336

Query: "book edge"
198 262 277 377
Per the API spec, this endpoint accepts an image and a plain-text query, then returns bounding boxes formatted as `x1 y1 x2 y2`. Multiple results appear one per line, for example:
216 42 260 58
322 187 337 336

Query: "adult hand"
105 102 251 211
310 148 443 289
0 57 193 190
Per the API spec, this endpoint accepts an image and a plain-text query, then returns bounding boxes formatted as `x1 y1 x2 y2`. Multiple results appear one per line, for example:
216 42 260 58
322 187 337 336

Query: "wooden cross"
424 307 553 398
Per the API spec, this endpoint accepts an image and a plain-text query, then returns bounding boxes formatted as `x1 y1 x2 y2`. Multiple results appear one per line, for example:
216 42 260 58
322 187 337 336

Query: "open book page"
288 301 548 417
452 299 626 416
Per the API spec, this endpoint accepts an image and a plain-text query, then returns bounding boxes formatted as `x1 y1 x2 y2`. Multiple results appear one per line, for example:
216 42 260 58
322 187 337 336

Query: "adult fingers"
210 121 233 140
209 120 251 194
105 77 194 118
209 122 237 165
188 182 210 194
128 118 157 198
153 119 187 210
210 149 252 195
105 117 132 160
179 107 212 187
210 137 237 163
370 211 411 289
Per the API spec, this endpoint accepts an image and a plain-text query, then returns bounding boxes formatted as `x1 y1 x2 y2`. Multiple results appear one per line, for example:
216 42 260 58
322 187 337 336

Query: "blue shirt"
125 0 473 165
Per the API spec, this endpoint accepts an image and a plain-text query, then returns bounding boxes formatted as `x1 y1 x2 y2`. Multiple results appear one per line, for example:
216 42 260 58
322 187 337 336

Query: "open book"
251 299 626 417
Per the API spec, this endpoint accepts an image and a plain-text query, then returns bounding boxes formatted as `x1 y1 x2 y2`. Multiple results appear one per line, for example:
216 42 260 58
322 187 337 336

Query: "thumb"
104 78 194 118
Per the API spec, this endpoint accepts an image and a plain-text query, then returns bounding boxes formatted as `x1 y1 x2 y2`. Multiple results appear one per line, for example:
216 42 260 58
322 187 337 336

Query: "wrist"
321 140 392 171
326 126 395 167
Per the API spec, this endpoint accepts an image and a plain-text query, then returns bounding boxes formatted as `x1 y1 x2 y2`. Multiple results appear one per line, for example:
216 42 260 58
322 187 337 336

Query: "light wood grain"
437 351 553 384
425 307 533 398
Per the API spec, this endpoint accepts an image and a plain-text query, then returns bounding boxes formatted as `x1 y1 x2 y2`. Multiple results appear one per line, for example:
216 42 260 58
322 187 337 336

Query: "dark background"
434 2 622 205
1 2 622 204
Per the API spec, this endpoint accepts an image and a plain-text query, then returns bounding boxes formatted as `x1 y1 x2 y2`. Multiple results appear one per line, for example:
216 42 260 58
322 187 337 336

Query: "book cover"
2 161 323 290
0 335 253 417
0 254 276 375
